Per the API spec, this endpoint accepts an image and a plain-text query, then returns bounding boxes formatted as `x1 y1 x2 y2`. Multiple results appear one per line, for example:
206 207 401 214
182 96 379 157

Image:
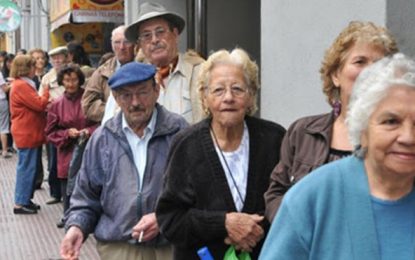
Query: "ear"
360 129 368 148
331 71 340 88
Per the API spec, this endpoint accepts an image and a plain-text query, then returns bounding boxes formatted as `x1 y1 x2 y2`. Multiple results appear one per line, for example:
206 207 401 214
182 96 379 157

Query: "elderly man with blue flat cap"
60 62 188 260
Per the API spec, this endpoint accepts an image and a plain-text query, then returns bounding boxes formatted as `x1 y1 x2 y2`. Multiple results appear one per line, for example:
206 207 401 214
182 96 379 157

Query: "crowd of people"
2 2 415 260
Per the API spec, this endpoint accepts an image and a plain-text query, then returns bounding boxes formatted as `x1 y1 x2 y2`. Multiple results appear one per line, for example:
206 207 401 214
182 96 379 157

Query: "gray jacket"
65 104 188 245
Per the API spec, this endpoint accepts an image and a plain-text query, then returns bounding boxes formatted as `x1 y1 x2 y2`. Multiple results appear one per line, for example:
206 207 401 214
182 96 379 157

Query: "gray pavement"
0 153 99 260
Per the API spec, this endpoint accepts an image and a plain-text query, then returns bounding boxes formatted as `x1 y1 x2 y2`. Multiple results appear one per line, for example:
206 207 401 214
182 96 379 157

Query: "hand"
224 213 264 252
80 129 90 138
131 213 159 242
68 128 80 138
42 83 50 92
60 226 84 260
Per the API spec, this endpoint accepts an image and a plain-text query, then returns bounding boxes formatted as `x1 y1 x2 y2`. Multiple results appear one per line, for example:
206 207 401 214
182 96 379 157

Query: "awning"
50 9 124 32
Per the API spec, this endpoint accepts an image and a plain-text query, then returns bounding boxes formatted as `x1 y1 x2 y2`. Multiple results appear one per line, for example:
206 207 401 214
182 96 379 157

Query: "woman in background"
10 55 49 214
45 64 97 227
264 21 398 221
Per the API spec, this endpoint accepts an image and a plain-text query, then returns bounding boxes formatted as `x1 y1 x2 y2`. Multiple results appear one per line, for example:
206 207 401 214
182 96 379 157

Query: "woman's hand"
68 128 80 138
224 212 264 252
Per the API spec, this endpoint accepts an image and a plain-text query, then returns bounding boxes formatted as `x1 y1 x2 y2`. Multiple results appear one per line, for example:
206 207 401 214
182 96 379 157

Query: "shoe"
56 218 65 228
2 152 12 159
13 206 37 214
28 200 41 210
46 198 61 205
7 147 16 153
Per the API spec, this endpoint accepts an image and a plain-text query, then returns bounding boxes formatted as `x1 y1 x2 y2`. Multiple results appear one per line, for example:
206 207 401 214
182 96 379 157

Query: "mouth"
390 151 415 161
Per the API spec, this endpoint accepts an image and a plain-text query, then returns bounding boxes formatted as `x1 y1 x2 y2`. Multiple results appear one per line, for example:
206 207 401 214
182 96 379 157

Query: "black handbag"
66 133 88 195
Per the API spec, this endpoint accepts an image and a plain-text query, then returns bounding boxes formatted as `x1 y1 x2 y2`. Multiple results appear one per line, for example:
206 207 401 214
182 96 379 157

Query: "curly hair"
198 48 259 116
57 64 85 87
320 21 398 106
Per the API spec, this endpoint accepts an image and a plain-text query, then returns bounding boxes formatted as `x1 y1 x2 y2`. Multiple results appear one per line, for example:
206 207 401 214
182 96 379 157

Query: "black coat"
156 116 286 260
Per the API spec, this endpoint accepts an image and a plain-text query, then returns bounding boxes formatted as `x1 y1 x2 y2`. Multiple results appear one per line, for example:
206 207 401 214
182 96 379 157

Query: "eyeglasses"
138 27 168 43
116 88 154 103
112 40 134 47
207 85 249 98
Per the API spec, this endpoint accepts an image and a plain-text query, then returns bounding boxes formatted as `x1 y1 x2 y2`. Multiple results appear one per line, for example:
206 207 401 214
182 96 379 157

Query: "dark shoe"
2 152 12 159
56 218 65 228
35 184 42 190
8 147 17 153
13 206 37 214
28 201 41 210
46 198 61 205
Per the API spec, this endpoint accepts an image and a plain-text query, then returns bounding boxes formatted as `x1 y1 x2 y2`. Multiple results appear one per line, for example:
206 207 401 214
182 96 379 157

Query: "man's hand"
60 226 84 260
224 212 264 252
131 213 159 242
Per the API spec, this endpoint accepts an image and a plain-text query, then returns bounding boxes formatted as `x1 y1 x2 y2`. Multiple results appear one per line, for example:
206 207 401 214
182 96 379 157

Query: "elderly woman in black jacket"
156 48 286 259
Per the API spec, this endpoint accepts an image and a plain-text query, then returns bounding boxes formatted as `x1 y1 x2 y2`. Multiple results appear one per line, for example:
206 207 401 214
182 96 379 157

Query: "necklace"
210 124 245 208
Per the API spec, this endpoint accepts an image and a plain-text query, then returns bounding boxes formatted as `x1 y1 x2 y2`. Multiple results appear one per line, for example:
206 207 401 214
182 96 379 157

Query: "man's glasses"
112 40 133 47
116 88 153 103
138 27 168 43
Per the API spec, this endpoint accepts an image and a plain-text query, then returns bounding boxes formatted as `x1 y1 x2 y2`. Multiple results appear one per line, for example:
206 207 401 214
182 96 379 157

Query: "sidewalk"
0 153 99 260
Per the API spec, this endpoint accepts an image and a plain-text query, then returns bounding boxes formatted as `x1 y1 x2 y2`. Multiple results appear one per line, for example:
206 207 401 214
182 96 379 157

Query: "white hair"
346 53 415 156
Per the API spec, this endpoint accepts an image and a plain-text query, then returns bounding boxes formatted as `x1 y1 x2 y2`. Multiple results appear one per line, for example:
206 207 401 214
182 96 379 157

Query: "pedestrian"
60 62 188 260
81 25 135 124
9 55 49 214
41 46 70 205
45 64 97 228
124 2 205 123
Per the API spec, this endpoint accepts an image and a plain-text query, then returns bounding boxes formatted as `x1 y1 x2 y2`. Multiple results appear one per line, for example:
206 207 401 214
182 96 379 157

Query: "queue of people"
2 2 415 260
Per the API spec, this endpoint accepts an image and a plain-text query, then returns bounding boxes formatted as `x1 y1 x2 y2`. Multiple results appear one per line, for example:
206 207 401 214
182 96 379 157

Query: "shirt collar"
121 107 158 138
21 77 37 89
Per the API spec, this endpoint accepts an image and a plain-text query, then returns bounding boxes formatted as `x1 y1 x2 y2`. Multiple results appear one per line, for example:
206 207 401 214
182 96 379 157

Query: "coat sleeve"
45 102 72 148
81 70 107 123
156 134 228 247
264 123 297 222
15 82 49 112
64 134 104 236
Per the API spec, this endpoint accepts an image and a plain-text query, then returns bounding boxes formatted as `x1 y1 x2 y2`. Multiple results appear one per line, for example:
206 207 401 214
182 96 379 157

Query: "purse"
66 133 88 195
223 246 251 260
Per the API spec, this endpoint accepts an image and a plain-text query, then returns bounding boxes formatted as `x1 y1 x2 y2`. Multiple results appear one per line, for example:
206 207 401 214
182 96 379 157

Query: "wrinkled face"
111 30 135 65
62 72 80 94
138 18 179 67
203 64 253 128
114 80 160 131
362 86 415 180
31 51 46 70
332 42 385 109
50 53 67 71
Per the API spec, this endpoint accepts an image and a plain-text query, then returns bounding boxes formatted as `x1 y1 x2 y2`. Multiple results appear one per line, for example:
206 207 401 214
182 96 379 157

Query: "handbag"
223 245 251 260
66 133 88 195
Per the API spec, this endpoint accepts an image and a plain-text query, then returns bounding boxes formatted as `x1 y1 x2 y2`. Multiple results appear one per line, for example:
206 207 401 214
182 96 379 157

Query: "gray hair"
346 53 415 156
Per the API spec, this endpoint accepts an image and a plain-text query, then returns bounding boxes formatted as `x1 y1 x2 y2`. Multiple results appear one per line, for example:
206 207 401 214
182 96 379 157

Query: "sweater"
156 116 286 259
10 78 49 148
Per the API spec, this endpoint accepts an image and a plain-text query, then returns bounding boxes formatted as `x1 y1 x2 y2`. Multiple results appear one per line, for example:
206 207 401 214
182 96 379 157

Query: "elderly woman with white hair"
156 48 286 259
259 53 415 260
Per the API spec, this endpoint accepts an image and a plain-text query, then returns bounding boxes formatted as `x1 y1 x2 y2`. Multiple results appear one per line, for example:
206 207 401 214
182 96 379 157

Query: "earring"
332 88 341 117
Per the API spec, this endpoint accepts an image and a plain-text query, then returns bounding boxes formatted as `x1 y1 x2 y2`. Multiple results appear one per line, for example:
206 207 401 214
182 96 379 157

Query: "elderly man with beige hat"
124 2 204 124
39 46 70 211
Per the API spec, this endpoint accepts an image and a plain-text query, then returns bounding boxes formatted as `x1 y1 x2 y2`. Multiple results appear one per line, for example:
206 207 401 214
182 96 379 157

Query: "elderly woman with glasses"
260 53 415 259
9 55 50 214
156 48 286 259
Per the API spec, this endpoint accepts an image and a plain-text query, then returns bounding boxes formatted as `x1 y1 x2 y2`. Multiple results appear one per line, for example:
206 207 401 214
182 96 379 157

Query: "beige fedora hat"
125 2 185 42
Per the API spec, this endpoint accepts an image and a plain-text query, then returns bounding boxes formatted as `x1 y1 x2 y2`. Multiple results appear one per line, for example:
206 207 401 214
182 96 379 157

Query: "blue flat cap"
109 62 156 90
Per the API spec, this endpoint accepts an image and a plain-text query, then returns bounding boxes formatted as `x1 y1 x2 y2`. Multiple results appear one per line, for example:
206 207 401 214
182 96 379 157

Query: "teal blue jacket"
260 156 415 260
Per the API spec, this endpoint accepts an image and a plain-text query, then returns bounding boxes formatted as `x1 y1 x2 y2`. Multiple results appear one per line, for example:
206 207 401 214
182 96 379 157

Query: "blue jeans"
15 148 39 205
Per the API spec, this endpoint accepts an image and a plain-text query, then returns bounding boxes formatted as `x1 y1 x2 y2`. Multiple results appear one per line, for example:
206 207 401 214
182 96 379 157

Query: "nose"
397 122 415 145
222 88 234 101
130 94 141 106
